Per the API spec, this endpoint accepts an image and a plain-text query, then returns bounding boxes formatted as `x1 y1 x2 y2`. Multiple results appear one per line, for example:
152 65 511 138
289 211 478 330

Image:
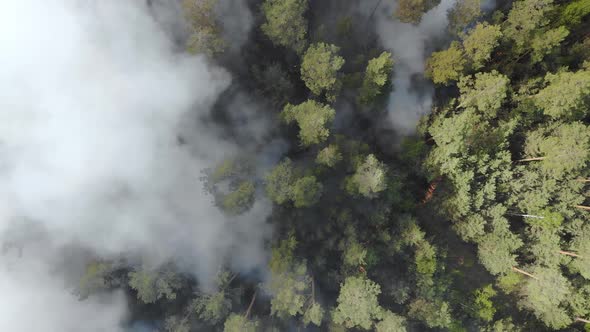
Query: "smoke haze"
0 0 269 330
376 0 457 134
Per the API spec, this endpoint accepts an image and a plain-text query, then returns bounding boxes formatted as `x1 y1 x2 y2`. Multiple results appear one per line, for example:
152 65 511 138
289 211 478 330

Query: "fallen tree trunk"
559 250 582 258
512 266 538 280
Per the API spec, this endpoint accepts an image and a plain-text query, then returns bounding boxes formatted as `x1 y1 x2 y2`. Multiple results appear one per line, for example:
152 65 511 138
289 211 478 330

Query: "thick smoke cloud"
376 0 457 134
0 0 269 330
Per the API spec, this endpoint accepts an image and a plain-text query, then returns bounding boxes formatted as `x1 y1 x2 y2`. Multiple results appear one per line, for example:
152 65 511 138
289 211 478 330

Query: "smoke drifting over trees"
1 0 589 331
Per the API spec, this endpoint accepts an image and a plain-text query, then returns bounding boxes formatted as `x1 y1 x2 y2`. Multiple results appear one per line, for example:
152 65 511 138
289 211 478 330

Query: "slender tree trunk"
577 178 590 183
575 205 590 211
516 157 545 162
245 289 257 318
512 266 538 280
507 213 544 219
559 250 582 258
575 317 590 324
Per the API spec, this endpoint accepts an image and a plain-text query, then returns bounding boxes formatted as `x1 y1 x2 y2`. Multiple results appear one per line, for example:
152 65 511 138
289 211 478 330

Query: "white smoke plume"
0 0 269 330
376 0 457 134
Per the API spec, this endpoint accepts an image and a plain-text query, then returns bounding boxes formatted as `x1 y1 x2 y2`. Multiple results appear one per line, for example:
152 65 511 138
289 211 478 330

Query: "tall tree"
345 154 388 198
358 52 394 105
300 43 345 101
523 122 590 178
533 69 590 120
518 266 573 329
261 0 308 53
462 23 502 69
282 100 336 146
472 285 497 322
291 176 323 208
569 224 590 279
504 0 554 52
223 314 258 332
332 276 384 330
316 144 342 167
530 26 569 63
375 311 407 332
458 70 510 118
408 298 452 328
265 158 296 204
267 235 324 325
477 218 523 275
128 267 182 304
425 41 467 85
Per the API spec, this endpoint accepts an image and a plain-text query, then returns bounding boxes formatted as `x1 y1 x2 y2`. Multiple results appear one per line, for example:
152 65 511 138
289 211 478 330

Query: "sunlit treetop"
425 41 467 85
261 0 308 53
300 43 345 101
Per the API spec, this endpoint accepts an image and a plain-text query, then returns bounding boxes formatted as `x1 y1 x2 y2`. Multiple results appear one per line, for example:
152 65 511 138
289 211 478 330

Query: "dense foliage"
75 0 590 331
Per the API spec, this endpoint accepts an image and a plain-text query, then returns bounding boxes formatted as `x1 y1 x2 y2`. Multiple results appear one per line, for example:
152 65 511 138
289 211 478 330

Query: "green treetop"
332 276 384 330
504 0 554 52
345 154 388 198
477 218 523 275
192 291 231 324
267 236 324 326
265 158 295 205
569 224 590 279
265 158 323 207
261 0 308 53
221 181 255 215
316 144 342 167
191 271 233 325
483 318 521 332
290 176 323 208
223 313 258 332
462 23 502 69
300 43 345 101
128 267 182 304
282 100 336 146
472 285 497 322
268 236 312 319
375 310 407 332
394 0 441 24
527 225 562 268
533 69 590 120
530 26 569 64
426 41 467 85
560 0 590 27
358 52 394 105
518 266 573 329
408 298 452 329
523 122 590 178
458 70 510 118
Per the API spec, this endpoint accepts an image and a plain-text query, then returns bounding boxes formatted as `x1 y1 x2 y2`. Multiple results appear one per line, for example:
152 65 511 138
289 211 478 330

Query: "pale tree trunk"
575 317 590 324
517 157 545 162
507 213 544 219
559 250 582 258
575 205 590 211
245 290 257 318
512 266 538 280
576 178 590 183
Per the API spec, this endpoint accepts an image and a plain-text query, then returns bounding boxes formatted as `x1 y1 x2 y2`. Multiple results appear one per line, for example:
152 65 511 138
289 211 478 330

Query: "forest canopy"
2 0 590 331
